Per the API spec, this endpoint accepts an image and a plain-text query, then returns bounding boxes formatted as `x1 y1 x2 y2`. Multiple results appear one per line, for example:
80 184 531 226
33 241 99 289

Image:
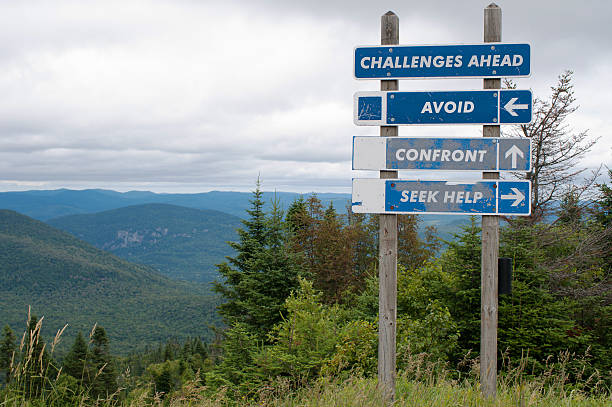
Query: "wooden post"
481 3 501 400
378 10 398 403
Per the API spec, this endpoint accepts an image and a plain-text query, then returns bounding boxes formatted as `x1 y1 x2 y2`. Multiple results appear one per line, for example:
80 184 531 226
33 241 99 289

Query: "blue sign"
354 43 530 79
352 137 531 172
354 90 532 125
351 179 531 216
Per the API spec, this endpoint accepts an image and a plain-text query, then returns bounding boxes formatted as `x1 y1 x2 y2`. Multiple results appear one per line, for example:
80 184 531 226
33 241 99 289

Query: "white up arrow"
503 97 529 117
504 144 524 169
501 188 525 207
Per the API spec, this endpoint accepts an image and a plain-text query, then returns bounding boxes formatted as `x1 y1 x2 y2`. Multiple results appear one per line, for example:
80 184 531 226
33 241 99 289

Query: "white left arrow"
501 188 525 207
503 97 529 117
504 144 524 169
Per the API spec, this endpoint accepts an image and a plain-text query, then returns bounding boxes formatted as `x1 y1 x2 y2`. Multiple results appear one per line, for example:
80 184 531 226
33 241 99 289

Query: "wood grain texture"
378 10 398 404
481 3 501 400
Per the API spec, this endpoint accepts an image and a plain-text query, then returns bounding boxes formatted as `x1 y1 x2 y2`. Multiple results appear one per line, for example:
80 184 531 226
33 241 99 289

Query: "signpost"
352 179 531 216
354 43 530 79
354 90 532 125
353 137 531 171
352 5 529 402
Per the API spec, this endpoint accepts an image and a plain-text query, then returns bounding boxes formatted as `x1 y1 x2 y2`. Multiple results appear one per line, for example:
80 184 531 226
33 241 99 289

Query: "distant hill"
0 210 220 354
0 188 471 243
48 204 241 283
0 189 352 221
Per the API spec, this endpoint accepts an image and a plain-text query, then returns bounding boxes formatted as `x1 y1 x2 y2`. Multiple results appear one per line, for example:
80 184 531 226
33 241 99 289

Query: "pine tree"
398 214 440 270
214 182 302 339
63 331 89 384
154 364 173 397
163 343 173 361
214 179 267 329
88 326 117 398
193 337 207 359
0 325 16 384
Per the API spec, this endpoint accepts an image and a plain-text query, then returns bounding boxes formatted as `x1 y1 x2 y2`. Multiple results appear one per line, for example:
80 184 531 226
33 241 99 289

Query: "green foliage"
398 214 441 270
214 183 302 340
0 209 220 354
205 323 261 398
88 326 117 399
48 203 242 283
62 332 89 384
287 196 379 303
438 217 482 359
0 325 16 384
257 279 341 383
321 320 377 379
397 301 459 367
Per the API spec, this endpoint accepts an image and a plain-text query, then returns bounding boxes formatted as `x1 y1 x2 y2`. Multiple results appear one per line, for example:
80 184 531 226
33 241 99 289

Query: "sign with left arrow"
353 136 531 172
352 179 531 216
354 89 532 125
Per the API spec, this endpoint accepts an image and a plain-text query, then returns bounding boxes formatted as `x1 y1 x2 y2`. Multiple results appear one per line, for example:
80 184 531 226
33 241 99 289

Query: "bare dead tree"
501 73 610 304
505 71 600 222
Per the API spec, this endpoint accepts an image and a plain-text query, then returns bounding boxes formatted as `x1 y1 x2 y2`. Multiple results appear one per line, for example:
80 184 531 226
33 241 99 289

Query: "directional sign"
354 43 530 79
354 90 532 125
352 179 531 216
353 137 531 172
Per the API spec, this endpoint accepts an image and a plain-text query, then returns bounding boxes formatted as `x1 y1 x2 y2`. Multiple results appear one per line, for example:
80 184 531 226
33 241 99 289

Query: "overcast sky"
0 0 610 193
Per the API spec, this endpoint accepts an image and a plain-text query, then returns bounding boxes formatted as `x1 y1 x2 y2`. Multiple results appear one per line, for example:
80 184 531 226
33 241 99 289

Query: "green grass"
12 375 605 407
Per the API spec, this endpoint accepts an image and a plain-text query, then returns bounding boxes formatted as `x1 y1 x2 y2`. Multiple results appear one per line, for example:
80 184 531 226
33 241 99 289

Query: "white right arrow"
503 97 529 117
504 144 524 169
501 187 525 207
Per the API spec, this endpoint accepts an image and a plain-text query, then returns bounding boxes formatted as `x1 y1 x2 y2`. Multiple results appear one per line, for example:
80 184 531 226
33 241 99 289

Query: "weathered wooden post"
378 10 399 403
481 2 501 400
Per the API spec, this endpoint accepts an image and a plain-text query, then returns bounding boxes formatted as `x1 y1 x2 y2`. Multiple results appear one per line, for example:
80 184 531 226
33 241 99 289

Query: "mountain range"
47 204 241 283
0 210 219 354
0 188 471 240
0 189 352 221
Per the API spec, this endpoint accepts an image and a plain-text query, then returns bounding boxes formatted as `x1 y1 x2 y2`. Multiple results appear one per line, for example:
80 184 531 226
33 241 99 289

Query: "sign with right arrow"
353 136 531 172
352 179 531 216
354 89 532 125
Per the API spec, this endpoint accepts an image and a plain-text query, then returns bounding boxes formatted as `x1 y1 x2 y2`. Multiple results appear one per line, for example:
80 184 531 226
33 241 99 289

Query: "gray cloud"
0 0 609 193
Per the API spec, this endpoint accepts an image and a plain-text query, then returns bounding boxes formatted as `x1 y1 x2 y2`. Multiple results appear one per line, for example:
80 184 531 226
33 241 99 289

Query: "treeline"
201 173 611 399
0 172 609 404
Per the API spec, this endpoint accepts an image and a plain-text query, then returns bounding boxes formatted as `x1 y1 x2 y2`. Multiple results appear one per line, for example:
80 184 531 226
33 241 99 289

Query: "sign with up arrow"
352 179 531 216
354 89 532 125
353 136 531 172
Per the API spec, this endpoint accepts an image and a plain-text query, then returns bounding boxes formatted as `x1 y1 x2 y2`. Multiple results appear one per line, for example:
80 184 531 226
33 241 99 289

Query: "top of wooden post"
484 4 501 42
381 11 399 45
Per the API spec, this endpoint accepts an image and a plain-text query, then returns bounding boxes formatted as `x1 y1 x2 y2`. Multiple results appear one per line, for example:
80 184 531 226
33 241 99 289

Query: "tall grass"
0 308 120 407
1 313 610 406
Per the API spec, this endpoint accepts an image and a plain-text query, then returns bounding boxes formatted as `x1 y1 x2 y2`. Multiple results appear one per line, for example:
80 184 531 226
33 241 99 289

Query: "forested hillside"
0 210 220 353
48 204 241 283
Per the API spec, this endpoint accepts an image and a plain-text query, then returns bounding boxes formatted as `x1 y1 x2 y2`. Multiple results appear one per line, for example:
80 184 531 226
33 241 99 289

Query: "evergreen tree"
88 326 117 398
62 331 89 384
214 183 302 339
154 364 173 397
285 195 308 234
214 179 267 329
163 343 173 361
193 338 207 359
205 323 260 397
439 217 482 359
289 197 372 303
0 325 16 384
398 215 440 270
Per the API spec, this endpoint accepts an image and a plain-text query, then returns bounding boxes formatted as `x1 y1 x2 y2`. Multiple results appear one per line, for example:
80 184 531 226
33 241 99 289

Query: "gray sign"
353 137 531 171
